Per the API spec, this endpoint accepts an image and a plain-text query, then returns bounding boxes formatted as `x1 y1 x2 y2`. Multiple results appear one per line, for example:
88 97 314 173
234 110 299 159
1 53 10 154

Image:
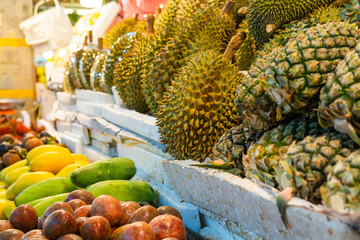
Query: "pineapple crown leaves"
340 0 360 23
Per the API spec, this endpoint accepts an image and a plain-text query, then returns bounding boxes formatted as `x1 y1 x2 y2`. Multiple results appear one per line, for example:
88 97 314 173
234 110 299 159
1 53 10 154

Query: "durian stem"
222 1 235 15
147 14 155 34
83 35 88 47
88 31 93 43
263 23 282 43
223 31 247 61
98 38 103 50
135 13 139 21
155 7 161 16
331 0 350 6
237 6 248 18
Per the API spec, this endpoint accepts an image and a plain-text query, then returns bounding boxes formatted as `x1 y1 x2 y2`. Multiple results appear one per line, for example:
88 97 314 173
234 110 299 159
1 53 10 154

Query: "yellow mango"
0 160 27 181
0 189 6 193
56 162 88 178
30 151 74 174
3 201 16 219
6 171 55 200
71 154 89 163
4 166 32 187
0 199 9 219
0 192 7 199
0 182 6 188
27 145 71 164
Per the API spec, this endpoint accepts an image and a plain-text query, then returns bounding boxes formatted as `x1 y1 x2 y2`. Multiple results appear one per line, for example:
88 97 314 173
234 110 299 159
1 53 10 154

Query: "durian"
102 32 140 94
78 31 98 89
247 0 333 44
68 36 88 89
103 15 146 49
142 1 237 114
114 15 157 113
234 20 257 71
154 0 181 33
90 38 107 92
157 32 246 162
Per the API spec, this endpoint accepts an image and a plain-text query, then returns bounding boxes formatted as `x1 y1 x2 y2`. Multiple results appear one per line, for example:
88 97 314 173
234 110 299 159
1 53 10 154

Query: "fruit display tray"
162 160 360 240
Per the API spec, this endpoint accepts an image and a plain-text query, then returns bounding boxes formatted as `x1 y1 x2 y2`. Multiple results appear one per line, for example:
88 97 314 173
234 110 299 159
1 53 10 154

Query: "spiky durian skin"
154 0 181 33
102 33 137 94
103 18 146 49
247 0 333 44
318 42 360 143
69 49 86 89
79 47 98 89
113 34 150 113
143 5 237 115
236 22 360 132
321 150 360 212
157 50 242 162
275 132 356 204
90 51 107 92
234 21 257 71
64 62 75 94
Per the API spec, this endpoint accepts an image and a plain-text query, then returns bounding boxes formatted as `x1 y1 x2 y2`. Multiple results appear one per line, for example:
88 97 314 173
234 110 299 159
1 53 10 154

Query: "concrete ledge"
56 92 76 105
162 160 360 240
71 123 90 145
60 131 84 154
102 105 161 143
75 89 115 105
117 142 170 186
76 101 102 117
83 145 112 163
76 113 92 128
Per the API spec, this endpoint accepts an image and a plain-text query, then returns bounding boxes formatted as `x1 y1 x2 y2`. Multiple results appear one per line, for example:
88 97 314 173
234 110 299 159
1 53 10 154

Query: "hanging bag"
19 0 73 55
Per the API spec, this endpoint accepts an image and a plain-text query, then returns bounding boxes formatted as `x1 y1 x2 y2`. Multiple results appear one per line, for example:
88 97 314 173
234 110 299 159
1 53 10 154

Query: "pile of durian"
64 0 360 214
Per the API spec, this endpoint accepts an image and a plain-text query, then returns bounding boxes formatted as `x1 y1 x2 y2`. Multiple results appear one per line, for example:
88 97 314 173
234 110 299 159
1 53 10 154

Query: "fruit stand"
2 0 360 239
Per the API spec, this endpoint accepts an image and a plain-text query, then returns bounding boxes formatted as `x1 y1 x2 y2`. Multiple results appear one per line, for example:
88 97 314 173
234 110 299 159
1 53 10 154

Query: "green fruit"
33 193 69 217
157 37 244 162
236 21 360 132
3 201 16 219
4 166 31 187
79 46 98 89
70 157 136 188
154 0 181 33
318 41 360 145
247 0 332 44
104 17 146 49
143 2 237 114
90 49 107 92
15 177 82 206
103 32 140 94
86 180 154 203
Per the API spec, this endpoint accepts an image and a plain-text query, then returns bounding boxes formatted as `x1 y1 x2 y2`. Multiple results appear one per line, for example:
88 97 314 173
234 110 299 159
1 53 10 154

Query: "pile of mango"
0 145 155 220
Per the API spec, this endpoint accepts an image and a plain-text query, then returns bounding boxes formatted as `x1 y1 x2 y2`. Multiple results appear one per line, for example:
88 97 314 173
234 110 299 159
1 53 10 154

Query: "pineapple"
275 132 356 203
243 113 327 187
236 21 360 131
321 149 360 212
318 42 360 145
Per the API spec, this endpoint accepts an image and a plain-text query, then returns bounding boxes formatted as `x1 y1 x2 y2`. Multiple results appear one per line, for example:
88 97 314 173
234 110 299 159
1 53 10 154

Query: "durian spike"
222 1 236 15
83 35 88 47
331 0 350 6
223 31 247 61
147 14 155 34
238 6 249 18
98 38 103 50
134 13 139 21
88 30 93 43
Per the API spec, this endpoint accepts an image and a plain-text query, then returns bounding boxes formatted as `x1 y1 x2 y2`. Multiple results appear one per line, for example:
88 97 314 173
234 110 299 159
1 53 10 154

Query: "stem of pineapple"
147 14 155 35
222 1 235 15
223 31 247 61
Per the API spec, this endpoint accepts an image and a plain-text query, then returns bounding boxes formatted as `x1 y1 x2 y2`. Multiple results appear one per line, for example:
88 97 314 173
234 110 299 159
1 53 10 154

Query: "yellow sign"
0 89 35 98
0 38 29 47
